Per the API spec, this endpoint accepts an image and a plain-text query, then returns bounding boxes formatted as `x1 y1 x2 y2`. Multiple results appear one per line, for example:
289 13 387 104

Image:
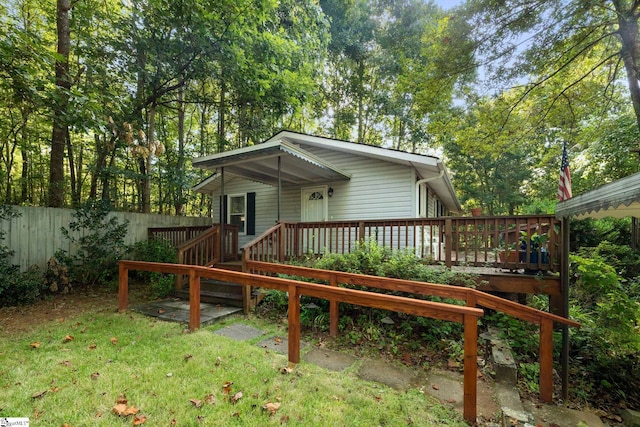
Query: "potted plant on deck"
520 231 549 265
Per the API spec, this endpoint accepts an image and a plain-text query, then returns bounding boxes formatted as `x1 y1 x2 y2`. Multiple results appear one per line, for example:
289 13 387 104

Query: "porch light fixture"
328 187 334 197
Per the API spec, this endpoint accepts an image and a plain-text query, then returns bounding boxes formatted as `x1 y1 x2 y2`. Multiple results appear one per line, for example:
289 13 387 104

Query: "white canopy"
555 172 640 219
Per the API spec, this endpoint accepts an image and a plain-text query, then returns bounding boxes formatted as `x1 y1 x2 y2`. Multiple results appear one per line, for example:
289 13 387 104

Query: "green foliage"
127 237 178 299
57 199 129 287
569 253 640 407
0 206 47 306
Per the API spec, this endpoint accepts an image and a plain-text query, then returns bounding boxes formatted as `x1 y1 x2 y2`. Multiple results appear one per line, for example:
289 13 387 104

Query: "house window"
228 194 246 234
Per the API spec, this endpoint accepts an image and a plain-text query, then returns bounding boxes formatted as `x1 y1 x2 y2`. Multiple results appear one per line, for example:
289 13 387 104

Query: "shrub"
56 199 129 288
127 238 178 299
569 253 640 408
0 205 47 306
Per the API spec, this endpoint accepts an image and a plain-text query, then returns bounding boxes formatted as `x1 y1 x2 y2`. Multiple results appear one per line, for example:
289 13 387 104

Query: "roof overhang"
555 172 640 219
192 140 351 192
192 130 461 214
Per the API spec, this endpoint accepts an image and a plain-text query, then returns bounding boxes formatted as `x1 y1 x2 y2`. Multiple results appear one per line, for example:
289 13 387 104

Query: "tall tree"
462 0 640 133
48 0 72 207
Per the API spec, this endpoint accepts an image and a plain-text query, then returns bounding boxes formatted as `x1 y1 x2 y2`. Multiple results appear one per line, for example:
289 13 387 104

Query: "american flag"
558 141 572 201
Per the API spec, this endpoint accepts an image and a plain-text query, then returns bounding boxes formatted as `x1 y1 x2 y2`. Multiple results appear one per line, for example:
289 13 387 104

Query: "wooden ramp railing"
118 260 484 423
244 260 580 406
119 259 579 424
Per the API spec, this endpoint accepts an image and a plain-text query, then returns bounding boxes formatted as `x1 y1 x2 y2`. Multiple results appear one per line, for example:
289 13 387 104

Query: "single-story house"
192 130 462 250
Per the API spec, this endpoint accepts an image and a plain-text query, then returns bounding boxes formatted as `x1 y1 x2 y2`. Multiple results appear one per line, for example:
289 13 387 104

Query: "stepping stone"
213 323 264 341
256 336 307 355
303 348 357 372
357 359 419 390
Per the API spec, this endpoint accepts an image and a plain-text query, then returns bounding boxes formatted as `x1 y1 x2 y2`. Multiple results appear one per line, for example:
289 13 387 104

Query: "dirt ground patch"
0 284 149 336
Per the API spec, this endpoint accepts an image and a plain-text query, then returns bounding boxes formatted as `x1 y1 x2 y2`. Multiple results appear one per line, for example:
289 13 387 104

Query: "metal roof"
192 130 461 213
555 172 640 219
192 139 351 188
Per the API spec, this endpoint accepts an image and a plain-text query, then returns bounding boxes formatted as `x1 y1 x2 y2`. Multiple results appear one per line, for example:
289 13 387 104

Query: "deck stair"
175 278 244 307
148 225 250 309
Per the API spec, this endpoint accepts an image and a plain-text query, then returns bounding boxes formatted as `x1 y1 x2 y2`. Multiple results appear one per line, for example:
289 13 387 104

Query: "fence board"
0 205 211 271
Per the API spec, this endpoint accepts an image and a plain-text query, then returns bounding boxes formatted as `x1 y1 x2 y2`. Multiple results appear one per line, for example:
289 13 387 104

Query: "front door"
301 186 328 254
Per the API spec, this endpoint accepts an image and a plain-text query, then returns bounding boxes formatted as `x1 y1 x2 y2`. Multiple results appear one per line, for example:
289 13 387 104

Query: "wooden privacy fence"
118 260 484 423
244 260 580 406
242 215 562 273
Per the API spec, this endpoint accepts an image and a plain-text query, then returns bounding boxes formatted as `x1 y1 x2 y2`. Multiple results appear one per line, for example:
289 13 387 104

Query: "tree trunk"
142 101 155 213
175 87 185 215
218 78 226 153
66 128 80 206
48 0 71 207
615 2 640 131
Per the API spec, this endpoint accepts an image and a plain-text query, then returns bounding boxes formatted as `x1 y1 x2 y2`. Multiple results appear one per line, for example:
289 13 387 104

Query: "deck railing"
150 224 239 265
148 225 211 247
242 215 562 273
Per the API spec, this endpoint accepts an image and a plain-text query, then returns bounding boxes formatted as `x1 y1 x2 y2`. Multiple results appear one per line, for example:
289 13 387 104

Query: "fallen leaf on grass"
280 365 294 374
88 344 97 350
31 390 47 399
231 391 243 404
112 397 140 417
274 337 282 343
91 372 100 380
190 399 202 408
183 354 193 361
63 335 74 343
222 381 233 395
203 394 215 405
60 360 71 367
262 402 281 415
110 337 118 345
431 384 439 390
133 415 147 425
30 342 40 349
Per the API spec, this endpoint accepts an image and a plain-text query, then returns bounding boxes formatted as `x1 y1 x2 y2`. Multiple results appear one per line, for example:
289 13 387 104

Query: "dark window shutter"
219 195 228 224
247 192 256 235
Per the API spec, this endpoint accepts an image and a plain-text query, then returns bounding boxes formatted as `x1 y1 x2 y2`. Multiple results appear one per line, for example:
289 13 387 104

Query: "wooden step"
214 261 243 272
174 279 244 307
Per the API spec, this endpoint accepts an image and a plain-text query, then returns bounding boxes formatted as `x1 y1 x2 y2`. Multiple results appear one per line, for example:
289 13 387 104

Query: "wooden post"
278 223 285 263
359 221 366 242
445 218 453 268
329 274 339 337
189 268 201 331
288 284 301 364
561 215 571 401
539 317 554 402
463 313 478 423
118 262 129 312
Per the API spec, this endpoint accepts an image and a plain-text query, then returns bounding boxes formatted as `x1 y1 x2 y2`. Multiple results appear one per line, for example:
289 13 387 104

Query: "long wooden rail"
244 260 579 405
118 260 484 423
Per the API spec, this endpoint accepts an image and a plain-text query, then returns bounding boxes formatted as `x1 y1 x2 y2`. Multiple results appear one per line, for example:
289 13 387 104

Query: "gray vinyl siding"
210 146 450 247
298 146 416 220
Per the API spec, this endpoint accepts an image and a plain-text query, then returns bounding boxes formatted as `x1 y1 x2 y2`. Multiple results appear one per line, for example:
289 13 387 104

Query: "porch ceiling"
555 171 640 219
192 140 351 191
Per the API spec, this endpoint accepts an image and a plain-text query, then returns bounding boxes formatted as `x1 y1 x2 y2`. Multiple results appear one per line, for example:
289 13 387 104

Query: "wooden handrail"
177 226 220 267
244 259 579 403
118 260 483 423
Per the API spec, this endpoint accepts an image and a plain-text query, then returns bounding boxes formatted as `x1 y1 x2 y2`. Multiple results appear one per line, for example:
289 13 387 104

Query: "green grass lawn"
0 309 466 426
